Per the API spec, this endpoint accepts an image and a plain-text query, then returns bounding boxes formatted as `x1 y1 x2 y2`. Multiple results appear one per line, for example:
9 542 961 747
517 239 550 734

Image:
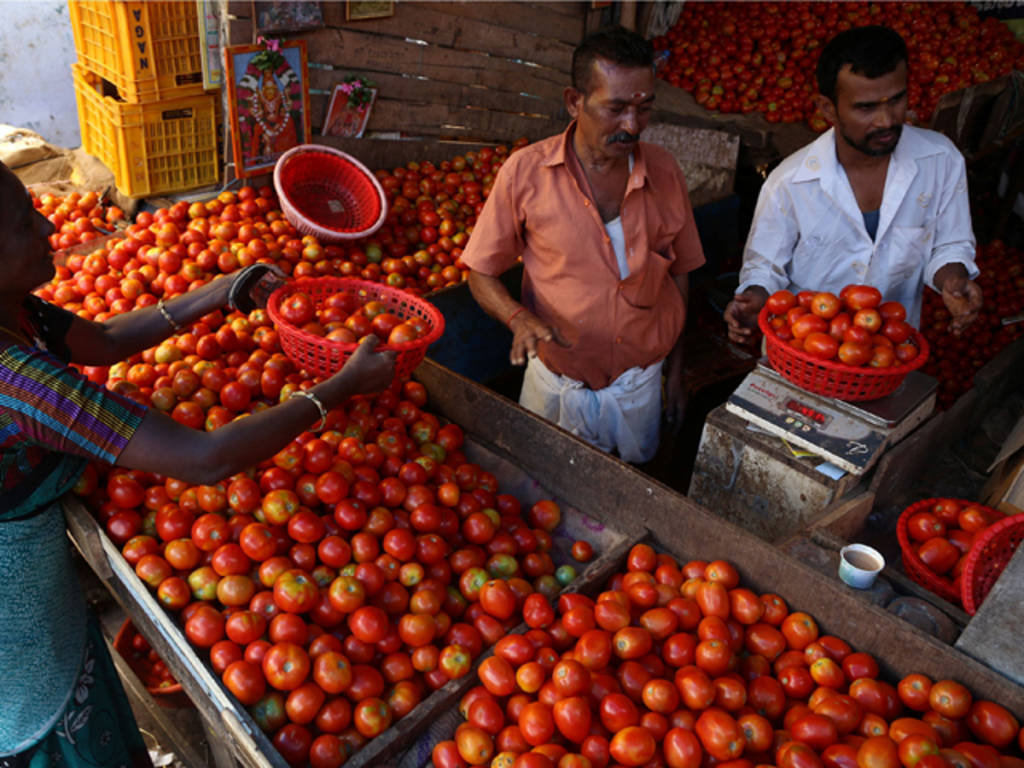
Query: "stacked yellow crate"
69 1 221 197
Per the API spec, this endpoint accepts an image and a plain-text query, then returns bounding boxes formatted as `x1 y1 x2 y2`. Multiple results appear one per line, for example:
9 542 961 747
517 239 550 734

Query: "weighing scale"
726 360 938 476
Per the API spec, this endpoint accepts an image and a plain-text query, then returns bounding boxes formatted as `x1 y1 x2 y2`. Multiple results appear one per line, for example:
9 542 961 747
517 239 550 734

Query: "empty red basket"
274 145 387 242
961 513 1024 615
759 308 929 401
268 278 445 379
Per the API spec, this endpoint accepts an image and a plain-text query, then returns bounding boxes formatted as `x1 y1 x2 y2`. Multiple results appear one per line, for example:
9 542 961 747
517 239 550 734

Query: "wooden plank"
413 359 1024 716
319 2 575 74
309 68 565 121
226 1 251 18
226 17 253 46
417 62 567 102
310 94 568 143
107 647 211 768
407 2 585 46
956 546 1024 685
303 26 567 90
811 490 877 542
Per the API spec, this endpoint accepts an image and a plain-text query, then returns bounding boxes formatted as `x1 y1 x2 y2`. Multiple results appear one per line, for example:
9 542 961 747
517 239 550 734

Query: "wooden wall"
225 1 590 144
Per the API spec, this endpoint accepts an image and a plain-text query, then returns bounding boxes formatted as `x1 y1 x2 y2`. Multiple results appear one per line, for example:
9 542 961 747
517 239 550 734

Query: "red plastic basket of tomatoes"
961 513 1024 615
268 278 445 379
896 498 1006 606
759 307 929 401
113 619 192 709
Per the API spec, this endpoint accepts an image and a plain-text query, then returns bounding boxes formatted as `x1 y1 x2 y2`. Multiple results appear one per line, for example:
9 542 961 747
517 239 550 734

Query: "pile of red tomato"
764 286 919 368
434 545 1024 768
920 241 1024 411
653 2 1024 129
35 137 531 318
32 188 125 251
903 499 1004 594
276 291 427 346
77 361 598 765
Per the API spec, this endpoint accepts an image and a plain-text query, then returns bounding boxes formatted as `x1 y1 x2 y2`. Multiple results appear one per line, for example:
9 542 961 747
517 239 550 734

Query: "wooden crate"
415 360 1024 717
64 362 635 768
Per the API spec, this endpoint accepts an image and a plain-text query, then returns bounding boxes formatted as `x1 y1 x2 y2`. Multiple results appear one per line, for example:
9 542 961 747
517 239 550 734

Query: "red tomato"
792 314 830 339
804 332 840 360
811 292 842 319
838 342 873 367
767 290 798 316
879 301 908 322
844 286 882 311
854 309 883 333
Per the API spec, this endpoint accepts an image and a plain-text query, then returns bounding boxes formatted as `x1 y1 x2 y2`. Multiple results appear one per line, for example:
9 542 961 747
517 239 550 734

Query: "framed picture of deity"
224 39 310 178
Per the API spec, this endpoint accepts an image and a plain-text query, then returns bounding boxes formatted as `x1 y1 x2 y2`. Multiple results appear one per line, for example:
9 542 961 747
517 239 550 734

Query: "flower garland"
338 74 377 114
237 37 304 153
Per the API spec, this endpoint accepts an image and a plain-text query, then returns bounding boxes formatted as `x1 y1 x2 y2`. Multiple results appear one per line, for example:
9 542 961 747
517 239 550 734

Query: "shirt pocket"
789 225 858 285
888 225 931 278
622 248 675 309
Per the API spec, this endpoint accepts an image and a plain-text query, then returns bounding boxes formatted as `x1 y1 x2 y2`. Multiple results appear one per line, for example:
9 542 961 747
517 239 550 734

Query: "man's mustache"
609 132 641 144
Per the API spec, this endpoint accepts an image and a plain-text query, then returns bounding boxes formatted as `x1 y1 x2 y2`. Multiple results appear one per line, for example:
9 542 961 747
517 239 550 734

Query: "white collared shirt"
738 125 977 327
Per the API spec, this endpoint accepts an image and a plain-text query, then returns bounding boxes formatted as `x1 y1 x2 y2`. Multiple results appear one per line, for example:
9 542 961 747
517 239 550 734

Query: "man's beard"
840 123 903 158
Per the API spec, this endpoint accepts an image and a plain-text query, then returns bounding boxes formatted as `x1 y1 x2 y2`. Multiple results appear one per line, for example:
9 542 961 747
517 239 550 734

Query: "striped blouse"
0 299 145 515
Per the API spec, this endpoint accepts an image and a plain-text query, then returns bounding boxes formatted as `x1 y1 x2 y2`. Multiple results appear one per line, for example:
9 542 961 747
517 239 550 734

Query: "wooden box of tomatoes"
400 362 1024 768
64 358 637 768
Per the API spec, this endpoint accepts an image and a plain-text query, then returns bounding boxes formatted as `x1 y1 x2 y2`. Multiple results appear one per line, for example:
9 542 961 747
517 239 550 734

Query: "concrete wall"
0 2 81 149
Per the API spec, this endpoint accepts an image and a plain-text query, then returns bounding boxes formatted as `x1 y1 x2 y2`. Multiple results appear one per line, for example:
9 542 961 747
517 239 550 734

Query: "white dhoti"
519 355 663 463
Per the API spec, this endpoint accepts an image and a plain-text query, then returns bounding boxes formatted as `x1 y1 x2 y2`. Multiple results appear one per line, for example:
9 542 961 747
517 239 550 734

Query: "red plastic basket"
268 278 445 379
273 145 387 243
759 308 929 401
113 619 192 709
961 513 1024 615
896 498 1006 605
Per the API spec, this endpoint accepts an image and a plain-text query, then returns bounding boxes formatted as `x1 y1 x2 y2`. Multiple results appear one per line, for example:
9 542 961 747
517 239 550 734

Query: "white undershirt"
604 154 634 280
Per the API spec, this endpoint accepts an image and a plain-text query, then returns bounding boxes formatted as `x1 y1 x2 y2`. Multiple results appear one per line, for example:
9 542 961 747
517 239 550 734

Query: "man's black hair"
572 25 654 95
816 26 908 102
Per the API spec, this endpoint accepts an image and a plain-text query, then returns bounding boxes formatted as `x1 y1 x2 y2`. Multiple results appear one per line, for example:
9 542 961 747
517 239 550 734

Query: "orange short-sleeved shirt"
462 122 706 391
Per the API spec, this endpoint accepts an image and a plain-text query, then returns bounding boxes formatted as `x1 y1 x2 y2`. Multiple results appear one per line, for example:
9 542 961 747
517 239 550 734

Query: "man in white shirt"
726 25 983 343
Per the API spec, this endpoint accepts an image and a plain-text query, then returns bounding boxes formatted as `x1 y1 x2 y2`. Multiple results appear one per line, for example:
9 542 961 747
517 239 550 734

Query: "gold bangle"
290 390 327 431
157 298 183 332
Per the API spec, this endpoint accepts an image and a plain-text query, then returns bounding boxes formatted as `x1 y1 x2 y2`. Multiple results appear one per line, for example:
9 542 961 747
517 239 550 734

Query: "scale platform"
725 360 937 475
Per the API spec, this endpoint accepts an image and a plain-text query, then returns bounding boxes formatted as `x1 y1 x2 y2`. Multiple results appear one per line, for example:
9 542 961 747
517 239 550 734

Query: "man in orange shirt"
463 26 705 463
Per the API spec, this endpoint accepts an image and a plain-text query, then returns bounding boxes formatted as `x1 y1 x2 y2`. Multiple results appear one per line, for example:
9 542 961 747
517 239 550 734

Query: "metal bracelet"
290 390 327 431
157 298 183 332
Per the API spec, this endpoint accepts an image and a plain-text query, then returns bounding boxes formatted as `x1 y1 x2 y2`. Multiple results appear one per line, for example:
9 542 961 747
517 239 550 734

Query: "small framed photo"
322 79 378 139
224 39 310 178
253 1 323 35
345 1 395 22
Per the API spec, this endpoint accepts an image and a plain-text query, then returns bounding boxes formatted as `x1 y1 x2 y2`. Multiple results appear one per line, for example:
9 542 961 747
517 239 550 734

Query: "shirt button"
618 284 624 291
615 337 622 344
604 236 611 244
584 200 590 206
853 261 867 275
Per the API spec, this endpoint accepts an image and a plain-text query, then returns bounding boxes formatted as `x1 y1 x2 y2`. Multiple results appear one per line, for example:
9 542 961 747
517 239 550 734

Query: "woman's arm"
116 337 396 485
64 276 235 367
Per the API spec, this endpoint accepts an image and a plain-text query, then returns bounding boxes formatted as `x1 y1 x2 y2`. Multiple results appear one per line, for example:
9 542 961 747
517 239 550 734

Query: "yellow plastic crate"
68 0 207 103
73 64 221 198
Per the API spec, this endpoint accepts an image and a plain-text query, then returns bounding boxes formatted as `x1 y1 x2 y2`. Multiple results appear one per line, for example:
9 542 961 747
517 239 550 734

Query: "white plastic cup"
839 544 885 589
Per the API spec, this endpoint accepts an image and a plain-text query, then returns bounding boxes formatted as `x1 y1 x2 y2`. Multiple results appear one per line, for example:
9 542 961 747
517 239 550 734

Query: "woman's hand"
329 335 397 398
